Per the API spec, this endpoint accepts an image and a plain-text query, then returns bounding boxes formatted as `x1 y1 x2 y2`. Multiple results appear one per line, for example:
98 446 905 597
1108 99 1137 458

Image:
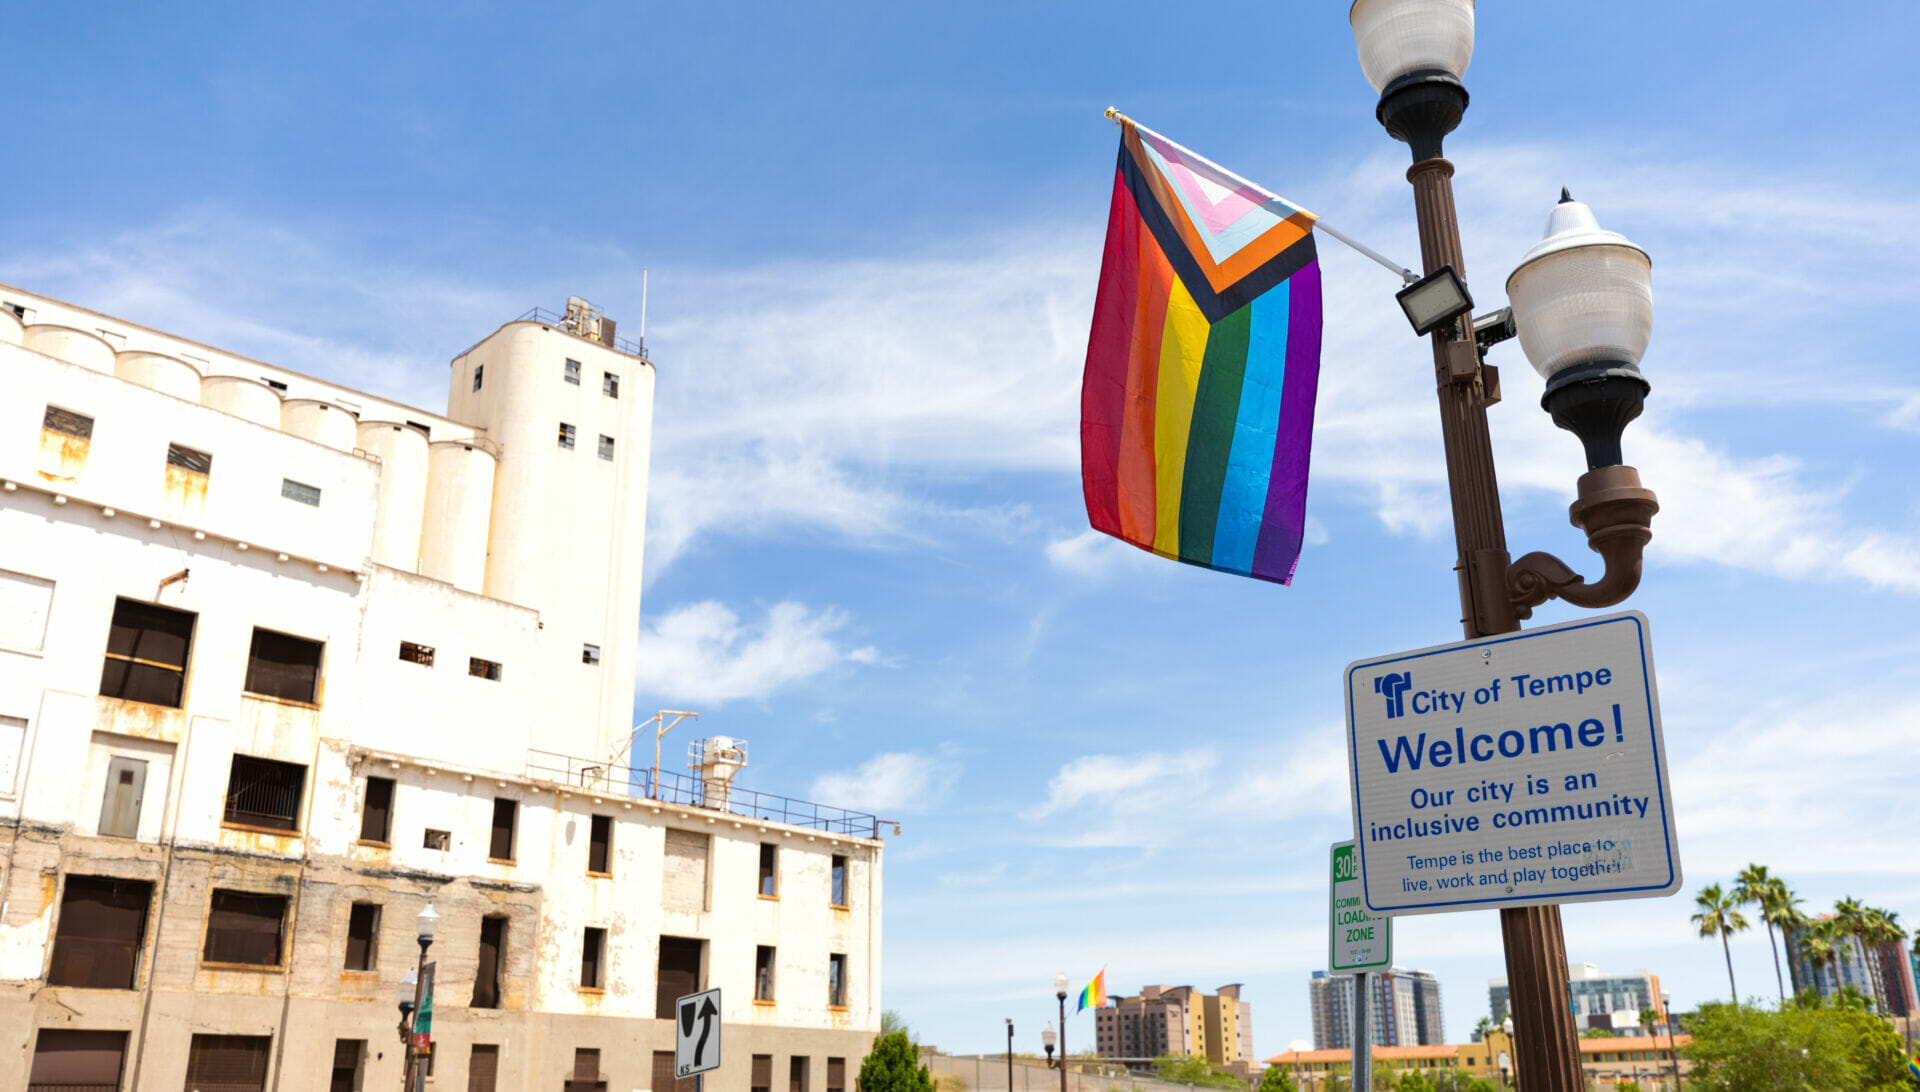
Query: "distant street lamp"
1042 1022 1057 1068
1007 1019 1015 1092
1054 973 1070 1092
1661 993 1682 1089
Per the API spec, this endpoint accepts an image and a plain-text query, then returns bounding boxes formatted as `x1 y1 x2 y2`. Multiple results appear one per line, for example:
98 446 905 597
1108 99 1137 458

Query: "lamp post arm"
1507 466 1658 616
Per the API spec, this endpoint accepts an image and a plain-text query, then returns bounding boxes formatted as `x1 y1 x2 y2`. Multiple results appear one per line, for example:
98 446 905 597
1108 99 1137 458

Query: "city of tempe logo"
1373 671 1413 719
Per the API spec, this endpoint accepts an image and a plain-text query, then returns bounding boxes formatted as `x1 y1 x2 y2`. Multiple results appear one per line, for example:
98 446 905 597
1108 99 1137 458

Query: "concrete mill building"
0 286 888 1092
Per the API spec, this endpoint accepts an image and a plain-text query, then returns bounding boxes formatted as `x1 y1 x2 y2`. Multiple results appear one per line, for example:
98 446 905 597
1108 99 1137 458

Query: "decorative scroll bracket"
1507 465 1659 618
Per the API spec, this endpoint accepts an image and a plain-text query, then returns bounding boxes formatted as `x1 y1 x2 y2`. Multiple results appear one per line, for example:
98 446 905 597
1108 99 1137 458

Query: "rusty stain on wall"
34 428 87 483
162 464 207 514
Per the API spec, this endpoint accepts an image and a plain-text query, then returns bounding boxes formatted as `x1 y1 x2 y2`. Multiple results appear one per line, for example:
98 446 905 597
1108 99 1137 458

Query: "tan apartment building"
1092 984 1252 1072
0 286 888 1091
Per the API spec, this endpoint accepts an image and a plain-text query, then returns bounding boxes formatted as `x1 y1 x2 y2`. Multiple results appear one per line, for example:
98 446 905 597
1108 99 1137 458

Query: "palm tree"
1834 897 1881 1004
1692 883 1749 1005
1795 924 1837 1005
1862 907 1905 1009
1763 885 1808 1000
1732 865 1790 1004
1473 1016 1493 1042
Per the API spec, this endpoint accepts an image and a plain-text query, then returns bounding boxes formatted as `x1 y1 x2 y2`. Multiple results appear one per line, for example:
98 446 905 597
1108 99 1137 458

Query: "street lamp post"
1351 4 1660 1091
1661 994 1682 1090
1053 973 1070 1092
1007 1019 1016 1092
397 902 439 1092
1042 1022 1057 1070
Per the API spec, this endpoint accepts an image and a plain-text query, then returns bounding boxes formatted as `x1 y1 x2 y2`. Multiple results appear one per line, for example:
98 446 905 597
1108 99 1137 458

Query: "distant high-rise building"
1093 984 1252 1066
1785 918 1918 1016
1309 969 1443 1049
1489 964 1661 1035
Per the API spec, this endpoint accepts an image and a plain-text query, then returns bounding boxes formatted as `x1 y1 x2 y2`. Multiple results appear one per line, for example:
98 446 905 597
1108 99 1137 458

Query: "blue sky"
6 1 1919 1057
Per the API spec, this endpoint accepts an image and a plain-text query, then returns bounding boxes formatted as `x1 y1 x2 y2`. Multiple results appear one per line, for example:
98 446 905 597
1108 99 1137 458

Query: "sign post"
1344 611 1679 917
676 988 723 1091
1329 842 1389 1091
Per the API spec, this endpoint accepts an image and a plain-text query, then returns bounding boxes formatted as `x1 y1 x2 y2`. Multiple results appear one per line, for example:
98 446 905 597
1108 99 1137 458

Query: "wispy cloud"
632 600 880 706
811 746 962 815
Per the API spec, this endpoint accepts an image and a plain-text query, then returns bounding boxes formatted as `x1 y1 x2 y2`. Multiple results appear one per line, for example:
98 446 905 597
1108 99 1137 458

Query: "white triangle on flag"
1190 170 1235 209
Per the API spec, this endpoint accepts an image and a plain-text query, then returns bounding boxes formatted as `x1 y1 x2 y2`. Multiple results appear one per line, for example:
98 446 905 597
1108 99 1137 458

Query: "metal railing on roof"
524 750 890 838
511 306 648 358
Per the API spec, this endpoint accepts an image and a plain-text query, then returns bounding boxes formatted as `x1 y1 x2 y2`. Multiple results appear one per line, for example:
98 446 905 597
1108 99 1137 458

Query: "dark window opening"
359 776 394 843
406 420 433 438
100 597 195 707
43 405 94 439
468 656 502 681
597 434 614 461
558 422 576 449
831 855 848 906
755 945 776 1002
186 1034 271 1092
472 916 507 1008
603 372 619 398
829 953 847 1007
582 644 600 665
758 843 777 897
166 442 212 475
399 640 434 666
222 754 306 832
329 1039 364 1092
751 1055 773 1092
467 1045 500 1092
264 377 289 393
580 927 606 989
202 890 288 966
488 798 517 861
473 365 484 392
48 875 151 989
424 828 451 850
827 1058 846 1092
344 903 380 971
588 814 612 874
564 358 582 385
791 1056 810 1092
244 627 323 704
655 936 704 1018
29 1029 128 1091
568 1048 604 1092
653 1051 695 1092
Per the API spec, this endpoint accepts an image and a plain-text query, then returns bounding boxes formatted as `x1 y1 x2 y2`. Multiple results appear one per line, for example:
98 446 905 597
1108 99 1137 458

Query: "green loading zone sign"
1329 841 1391 973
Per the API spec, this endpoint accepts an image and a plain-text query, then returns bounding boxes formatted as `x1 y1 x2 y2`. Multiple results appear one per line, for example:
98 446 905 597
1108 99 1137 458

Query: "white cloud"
632 600 879 706
811 748 961 814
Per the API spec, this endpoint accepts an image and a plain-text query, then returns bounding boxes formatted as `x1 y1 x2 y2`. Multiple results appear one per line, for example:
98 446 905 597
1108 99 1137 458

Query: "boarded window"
472 365 484 392
28 1029 127 1090
185 1034 271 1092
99 597 195 707
244 628 323 703
166 442 212 475
399 640 434 666
758 843 777 897
662 830 709 911
588 814 612 874
359 776 394 843
791 1056 810 1092
558 422 576 449
202 890 287 966
472 916 506 1008
751 1055 773 1092
344 903 380 971
468 656 502 681
755 945 776 1002
329 1039 364 1092
653 1051 696 1092
603 372 619 398
43 405 95 439
48 875 151 989
597 434 614 461
581 927 606 989
829 953 847 1007
655 936 703 1018
281 478 322 507
488 798 517 861
0 569 55 653
564 359 582 385
831 855 848 907
581 644 600 665
827 1058 846 1092
467 1045 499 1092
222 754 306 832
566 1048 605 1092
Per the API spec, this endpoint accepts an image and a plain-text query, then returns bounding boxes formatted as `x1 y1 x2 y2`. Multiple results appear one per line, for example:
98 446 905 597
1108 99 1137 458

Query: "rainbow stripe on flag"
1907 1053 1919 1081
1081 120 1322 585
1077 968 1106 1013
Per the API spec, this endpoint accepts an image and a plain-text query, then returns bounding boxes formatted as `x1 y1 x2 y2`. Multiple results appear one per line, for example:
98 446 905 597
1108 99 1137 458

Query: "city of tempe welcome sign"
1343 612 1680 915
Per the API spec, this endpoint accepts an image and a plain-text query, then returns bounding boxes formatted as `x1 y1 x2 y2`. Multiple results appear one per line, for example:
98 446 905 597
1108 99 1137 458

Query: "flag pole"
1104 107 1417 284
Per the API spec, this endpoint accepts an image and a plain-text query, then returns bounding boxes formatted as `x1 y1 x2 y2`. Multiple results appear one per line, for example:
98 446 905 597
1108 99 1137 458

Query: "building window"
222 754 306 832
829 953 847 1008
603 372 619 398
827 1058 846 1092
758 843 777 897
488 797 518 861
0 568 54 653
360 776 395 843
280 478 322 507
755 945 776 1002
752 1055 773 1092
597 434 614 461
244 627 323 704
186 1034 271 1092
202 890 288 966
48 875 151 989
100 597 195 708
830 855 848 907
468 656 502 681
582 643 600 665
43 405 94 439
344 903 380 971
791 1057 810 1092
565 358 582 385
30 1029 128 1090
588 814 612 874
399 640 434 666
655 936 704 1018
166 442 212 476
468 1045 500 1092
558 422 576 449
424 828 451 851
580 927 607 990
263 377 289 392
653 1052 695 1092
473 365 484 392
573 1049 602 1090
331 1040 365 1092
473 916 507 1008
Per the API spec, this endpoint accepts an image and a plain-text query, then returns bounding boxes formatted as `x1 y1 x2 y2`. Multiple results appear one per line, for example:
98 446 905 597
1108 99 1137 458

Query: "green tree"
857 1032 933 1092
1579 1027 1615 1038
1691 882 1749 1005
1149 1055 1244 1089
1471 1016 1493 1042
1730 864 1792 1004
1682 999 1909 1091
1637 1007 1659 1037
1391 1071 1430 1092
1256 1066 1298 1092
1762 883 1808 999
1835 896 1879 1002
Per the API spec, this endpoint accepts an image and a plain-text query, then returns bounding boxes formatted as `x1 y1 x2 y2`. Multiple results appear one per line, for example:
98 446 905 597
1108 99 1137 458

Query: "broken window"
185 1034 271 1092
359 776 394 843
424 828 451 851
244 627 323 704
581 643 600 665
468 656 501 681
344 903 380 971
472 916 507 1008
564 358 582 385
280 478 322 507
399 640 434 666
597 434 614 461
202 890 288 966
580 927 607 989
329 1040 364 1092
829 953 847 1008
831 855 848 907
166 442 212 475
43 405 94 439
29 1029 128 1090
222 754 306 832
488 797 517 861
758 843 777 897
467 1045 500 1092
48 875 151 989
603 372 619 398
558 422 576 449
99 597 195 708
588 814 612 874
655 936 703 1018
755 945 776 1002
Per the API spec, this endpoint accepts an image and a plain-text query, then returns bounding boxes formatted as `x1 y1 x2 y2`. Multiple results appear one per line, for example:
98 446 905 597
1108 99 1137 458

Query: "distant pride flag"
1080 119 1323 585
1077 968 1106 1013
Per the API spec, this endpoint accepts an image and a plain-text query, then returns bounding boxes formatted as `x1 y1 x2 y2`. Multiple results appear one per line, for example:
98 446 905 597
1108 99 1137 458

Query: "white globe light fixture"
1507 190 1653 468
416 901 440 946
1351 0 1475 160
